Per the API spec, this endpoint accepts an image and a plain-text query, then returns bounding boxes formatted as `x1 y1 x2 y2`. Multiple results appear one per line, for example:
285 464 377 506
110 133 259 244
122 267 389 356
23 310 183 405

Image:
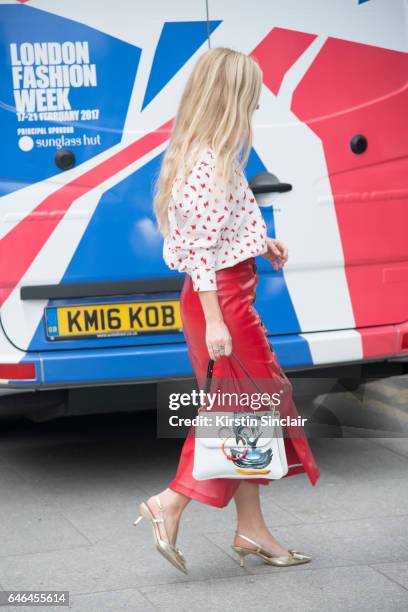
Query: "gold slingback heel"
232 532 312 568
133 494 187 574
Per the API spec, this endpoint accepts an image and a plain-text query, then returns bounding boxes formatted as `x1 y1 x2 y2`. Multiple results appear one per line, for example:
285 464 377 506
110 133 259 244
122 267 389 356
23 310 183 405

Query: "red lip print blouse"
163 147 268 292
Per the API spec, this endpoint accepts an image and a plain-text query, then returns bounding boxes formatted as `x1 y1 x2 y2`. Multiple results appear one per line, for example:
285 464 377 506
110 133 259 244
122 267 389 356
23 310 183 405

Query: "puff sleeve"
169 150 232 292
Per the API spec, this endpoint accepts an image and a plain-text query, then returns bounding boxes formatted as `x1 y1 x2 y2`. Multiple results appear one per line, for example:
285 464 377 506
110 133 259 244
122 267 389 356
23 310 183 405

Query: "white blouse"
162 147 268 292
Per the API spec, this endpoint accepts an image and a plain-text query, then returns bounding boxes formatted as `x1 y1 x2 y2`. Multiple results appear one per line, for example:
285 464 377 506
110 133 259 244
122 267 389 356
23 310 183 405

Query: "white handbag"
192 352 289 481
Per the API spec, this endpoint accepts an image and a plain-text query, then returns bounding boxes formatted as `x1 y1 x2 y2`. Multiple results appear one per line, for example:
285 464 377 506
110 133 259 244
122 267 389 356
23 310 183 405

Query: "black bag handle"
203 357 215 395
203 350 288 397
199 351 292 426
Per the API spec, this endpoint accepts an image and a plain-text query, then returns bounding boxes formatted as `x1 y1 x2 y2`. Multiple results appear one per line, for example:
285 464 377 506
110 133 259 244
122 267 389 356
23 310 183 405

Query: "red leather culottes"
168 257 320 508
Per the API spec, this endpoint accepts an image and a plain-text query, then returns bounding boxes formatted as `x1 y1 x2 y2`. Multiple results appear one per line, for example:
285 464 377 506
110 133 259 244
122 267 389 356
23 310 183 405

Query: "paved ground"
0 393 408 611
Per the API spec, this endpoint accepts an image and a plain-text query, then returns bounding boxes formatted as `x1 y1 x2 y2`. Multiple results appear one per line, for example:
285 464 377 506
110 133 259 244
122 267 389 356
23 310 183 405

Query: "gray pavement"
0 406 407 611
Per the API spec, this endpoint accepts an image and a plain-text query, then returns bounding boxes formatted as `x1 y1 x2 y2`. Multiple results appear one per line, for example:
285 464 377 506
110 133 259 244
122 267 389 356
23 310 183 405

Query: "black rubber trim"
20 277 185 300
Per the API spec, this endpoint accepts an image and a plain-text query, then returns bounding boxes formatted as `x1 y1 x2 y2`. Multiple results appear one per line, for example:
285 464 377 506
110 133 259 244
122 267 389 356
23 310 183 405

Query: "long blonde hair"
152 47 263 237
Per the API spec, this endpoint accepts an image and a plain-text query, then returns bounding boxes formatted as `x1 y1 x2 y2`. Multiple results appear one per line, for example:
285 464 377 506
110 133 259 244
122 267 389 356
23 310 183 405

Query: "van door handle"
251 182 292 194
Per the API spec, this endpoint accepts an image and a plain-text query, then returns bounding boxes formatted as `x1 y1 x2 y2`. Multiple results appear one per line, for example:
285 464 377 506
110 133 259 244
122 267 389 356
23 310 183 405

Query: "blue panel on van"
141 20 222 110
0 4 140 196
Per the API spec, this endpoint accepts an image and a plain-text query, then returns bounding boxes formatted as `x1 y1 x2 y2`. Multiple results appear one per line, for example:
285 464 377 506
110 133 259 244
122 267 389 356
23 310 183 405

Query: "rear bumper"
2 343 194 390
0 319 407 390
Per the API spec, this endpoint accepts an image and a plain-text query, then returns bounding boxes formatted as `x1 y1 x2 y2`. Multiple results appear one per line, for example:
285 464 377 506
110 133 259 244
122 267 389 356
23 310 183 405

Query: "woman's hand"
197 289 232 360
261 237 289 270
205 318 232 361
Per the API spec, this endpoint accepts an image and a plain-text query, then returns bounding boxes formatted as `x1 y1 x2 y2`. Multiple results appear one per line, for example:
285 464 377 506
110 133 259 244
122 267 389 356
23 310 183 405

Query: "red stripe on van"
290 37 408 357
251 27 317 96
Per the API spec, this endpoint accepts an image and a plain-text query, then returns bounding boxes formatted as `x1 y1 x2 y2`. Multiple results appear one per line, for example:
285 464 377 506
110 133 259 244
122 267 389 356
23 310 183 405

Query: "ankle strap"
236 532 262 550
155 494 163 510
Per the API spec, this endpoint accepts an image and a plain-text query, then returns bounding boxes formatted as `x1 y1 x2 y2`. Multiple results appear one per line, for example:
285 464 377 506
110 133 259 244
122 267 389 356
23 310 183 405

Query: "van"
0 0 407 416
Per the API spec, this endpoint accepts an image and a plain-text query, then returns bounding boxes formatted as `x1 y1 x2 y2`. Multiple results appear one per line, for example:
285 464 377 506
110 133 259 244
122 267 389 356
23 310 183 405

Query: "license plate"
45 299 182 340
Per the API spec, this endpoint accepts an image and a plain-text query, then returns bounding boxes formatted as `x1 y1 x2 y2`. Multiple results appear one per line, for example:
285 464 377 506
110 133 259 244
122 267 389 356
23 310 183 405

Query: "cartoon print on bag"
220 416 272 475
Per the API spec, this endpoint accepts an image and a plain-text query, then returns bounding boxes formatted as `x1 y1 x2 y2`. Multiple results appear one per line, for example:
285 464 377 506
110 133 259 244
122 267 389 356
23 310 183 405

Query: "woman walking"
135 47 320 574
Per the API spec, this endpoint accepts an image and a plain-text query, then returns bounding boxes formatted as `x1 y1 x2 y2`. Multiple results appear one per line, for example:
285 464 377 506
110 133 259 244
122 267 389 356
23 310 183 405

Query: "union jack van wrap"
0 0 407 393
